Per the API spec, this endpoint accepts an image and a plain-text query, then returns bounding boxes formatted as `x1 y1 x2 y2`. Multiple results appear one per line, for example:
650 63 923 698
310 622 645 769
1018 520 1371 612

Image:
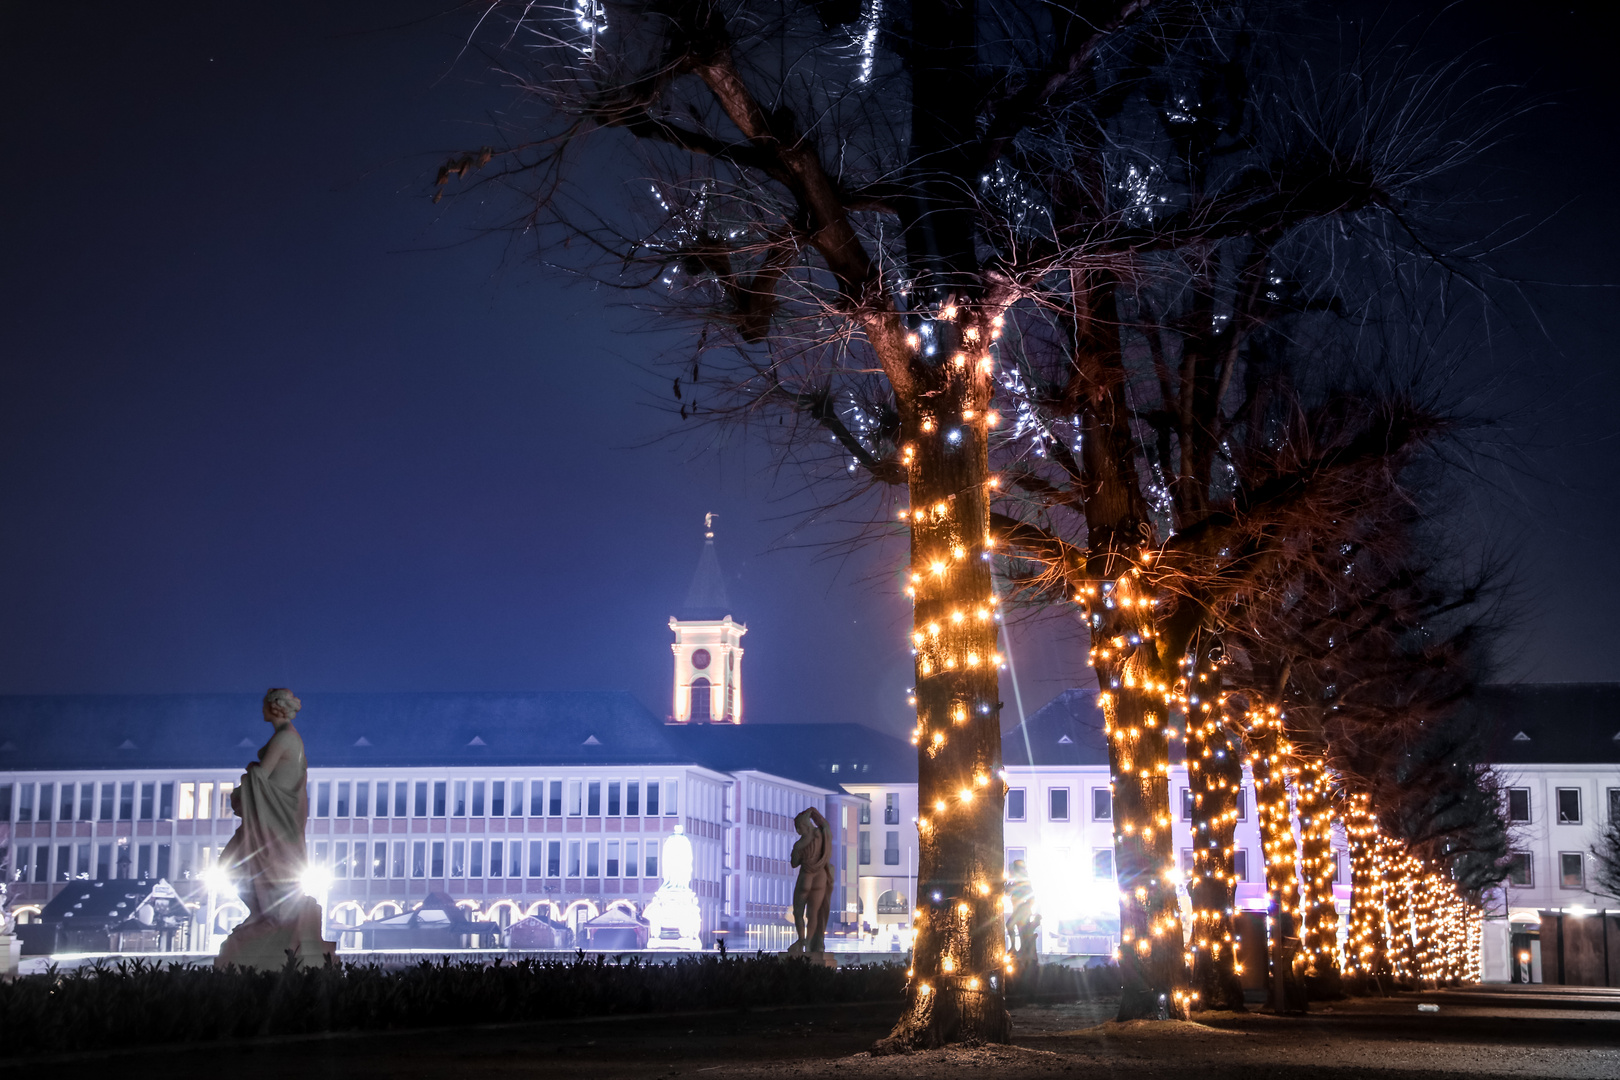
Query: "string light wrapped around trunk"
1243 706 1304 1011
1185 654 1245 1010
1295 757 1343 993
1344 792 1391 985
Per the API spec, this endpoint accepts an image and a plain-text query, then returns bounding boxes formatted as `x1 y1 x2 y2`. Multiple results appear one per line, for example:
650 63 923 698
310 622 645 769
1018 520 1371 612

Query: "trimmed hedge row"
0 953 908 1058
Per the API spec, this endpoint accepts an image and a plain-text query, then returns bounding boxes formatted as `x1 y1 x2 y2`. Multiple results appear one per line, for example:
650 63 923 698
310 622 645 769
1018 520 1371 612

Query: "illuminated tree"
439 0 1512 1032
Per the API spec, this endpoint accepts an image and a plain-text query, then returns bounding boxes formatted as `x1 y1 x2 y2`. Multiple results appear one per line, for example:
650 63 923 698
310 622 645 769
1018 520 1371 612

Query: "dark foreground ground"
6 984 1616 1078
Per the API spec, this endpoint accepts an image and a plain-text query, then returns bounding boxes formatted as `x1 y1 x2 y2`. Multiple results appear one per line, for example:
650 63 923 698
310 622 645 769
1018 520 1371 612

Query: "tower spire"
681 513 731 620
669 513 746 723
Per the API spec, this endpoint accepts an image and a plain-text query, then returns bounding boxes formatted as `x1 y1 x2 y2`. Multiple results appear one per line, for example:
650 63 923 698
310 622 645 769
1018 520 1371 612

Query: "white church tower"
669 514 746 724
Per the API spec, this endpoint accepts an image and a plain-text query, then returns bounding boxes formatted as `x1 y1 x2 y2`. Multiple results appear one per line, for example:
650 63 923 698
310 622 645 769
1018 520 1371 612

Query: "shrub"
0 953 908 1058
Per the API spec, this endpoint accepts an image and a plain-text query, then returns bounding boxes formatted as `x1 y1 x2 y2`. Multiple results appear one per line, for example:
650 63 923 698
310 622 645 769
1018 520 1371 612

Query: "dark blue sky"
0 2 1614 734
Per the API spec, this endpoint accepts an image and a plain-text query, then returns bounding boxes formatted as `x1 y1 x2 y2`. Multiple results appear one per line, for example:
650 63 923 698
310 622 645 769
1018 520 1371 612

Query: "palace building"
0 522 915 954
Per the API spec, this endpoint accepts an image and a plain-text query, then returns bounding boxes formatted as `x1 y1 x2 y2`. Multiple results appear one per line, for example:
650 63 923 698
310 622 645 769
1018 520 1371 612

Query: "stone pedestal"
215 898 335 972
643 884 703 951
0 934 21 978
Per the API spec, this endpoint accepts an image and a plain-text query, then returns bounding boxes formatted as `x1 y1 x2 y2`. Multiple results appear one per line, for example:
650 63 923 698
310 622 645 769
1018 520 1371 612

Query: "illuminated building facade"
0 525 914 954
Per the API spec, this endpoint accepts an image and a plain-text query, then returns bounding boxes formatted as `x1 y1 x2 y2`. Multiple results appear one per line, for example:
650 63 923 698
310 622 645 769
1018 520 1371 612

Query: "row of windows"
1005 786 1251 824
856 830 906 866
306 778 679 820
0 778 681 824
996 783 1620 826
3 837 663 885
309 837 660 880
1004 845 1334 885
0 781 225 824
856 793 905 826
1504 787 1620 826
1503 849 1592 889
5 839 214 884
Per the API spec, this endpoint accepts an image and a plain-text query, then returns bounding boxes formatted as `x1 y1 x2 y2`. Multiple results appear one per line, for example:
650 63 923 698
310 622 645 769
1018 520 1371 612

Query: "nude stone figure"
215 688 334 970
788 807 834 957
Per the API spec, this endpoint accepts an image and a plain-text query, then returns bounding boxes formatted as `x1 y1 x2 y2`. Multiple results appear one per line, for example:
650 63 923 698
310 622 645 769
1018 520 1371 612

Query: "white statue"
642 827 702 950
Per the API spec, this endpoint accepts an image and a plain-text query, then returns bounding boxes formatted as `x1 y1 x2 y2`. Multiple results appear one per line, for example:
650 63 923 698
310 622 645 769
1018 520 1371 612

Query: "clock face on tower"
691 648 712 670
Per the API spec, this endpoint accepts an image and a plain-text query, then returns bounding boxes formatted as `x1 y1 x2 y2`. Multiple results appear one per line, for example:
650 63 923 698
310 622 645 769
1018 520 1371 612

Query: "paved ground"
7 985 1617 1078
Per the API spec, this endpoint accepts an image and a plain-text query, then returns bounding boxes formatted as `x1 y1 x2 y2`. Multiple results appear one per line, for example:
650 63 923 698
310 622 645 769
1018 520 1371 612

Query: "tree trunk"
1090 585 1191 1021
1344 793 1390 989
1384 841 1419 986
877 313 1010 1050
1295 758 1343 998
1245 709 1304 1013
1186 692 1246 1011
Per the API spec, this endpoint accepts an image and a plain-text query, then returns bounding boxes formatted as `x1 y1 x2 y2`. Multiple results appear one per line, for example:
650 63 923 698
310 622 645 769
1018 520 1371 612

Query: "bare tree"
439 0 1511 1034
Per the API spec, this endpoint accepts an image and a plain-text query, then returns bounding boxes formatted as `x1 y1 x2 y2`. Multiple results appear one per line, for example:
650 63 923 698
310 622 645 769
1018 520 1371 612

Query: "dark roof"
1002 689 1110 767
679 527 733 621
0 692 695 771
0 693 916 786
36 878 182 927
667 722 917 788
1469 683 1620 766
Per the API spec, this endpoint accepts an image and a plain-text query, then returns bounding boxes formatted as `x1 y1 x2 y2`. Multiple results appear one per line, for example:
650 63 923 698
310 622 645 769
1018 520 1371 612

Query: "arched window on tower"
689 677 711 722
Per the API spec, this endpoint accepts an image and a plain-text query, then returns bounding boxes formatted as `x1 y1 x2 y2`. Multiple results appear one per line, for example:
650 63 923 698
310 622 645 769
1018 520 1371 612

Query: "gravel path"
8 985 1615 1078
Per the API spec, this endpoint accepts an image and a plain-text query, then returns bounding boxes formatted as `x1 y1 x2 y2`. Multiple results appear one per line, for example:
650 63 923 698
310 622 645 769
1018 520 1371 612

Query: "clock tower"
669 514 746 723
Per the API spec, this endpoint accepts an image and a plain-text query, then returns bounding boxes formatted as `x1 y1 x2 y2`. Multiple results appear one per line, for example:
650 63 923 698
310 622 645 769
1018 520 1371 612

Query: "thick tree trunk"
1089 589 1191 1021
1186 694 1246 1011
1295 758 1342 998
1384 841 1419 986
1344 793 1391 989
877 312 1010 1050
1245 710 1305 1013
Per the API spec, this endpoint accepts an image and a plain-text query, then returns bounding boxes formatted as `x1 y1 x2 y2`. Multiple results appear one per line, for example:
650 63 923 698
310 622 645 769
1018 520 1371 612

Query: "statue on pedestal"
644 826 703 950
215 688 334 970
787 807 834 963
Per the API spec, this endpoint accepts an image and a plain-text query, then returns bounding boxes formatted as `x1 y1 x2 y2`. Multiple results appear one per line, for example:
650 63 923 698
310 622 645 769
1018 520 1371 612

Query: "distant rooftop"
1469 682 1620 766
0 691 913 789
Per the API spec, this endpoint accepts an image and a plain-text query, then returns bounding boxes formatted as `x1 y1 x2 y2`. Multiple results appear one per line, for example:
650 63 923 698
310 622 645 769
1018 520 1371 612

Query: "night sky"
1 1 1614 737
